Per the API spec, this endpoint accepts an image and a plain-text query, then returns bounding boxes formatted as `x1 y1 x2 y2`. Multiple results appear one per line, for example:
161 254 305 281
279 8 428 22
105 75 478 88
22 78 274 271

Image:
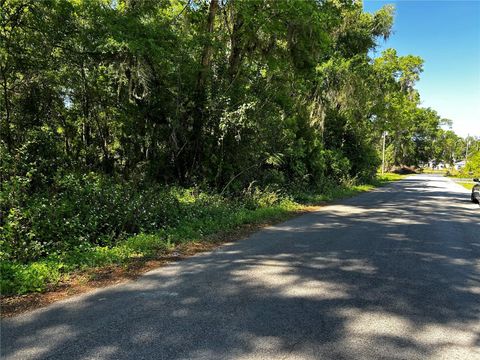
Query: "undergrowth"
1 174 403 295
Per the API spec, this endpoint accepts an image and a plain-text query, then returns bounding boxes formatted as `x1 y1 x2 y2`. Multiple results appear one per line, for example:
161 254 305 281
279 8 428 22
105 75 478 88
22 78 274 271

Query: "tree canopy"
1 0 454 189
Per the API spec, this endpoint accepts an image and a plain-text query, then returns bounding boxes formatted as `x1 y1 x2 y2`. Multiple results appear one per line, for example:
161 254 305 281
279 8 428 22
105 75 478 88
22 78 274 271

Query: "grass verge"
457 182 473 190
294 173 406 204
420 168 447 175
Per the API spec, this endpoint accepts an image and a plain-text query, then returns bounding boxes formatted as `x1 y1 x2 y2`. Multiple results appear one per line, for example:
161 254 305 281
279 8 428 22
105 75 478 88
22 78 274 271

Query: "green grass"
457 182 473 190
421 168 447 175
294 183 376 204
1 174 404 296
294 173 406 205
374 172 407 183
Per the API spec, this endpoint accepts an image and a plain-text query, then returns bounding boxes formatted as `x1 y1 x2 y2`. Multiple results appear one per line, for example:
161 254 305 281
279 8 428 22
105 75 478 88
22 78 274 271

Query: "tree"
0 0 447 190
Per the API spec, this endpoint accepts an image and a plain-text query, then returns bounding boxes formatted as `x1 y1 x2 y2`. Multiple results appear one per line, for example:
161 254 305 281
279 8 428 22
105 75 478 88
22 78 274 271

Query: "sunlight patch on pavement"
341 309 480 360
9 325 77 360
81 345 118 359
388 217 427 225
325 205 370 215
232 260 351 300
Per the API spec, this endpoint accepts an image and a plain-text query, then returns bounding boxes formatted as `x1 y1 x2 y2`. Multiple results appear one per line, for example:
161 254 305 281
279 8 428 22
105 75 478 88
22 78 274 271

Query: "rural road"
2 175 480 360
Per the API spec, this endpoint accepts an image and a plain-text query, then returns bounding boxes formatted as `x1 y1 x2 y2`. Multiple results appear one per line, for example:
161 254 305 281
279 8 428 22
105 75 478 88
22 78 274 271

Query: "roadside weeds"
1 207 316 317
1 175 404 318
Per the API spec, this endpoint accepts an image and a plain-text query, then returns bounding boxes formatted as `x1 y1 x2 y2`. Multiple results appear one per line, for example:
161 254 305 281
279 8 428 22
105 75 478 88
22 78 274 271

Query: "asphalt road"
2 175 480 360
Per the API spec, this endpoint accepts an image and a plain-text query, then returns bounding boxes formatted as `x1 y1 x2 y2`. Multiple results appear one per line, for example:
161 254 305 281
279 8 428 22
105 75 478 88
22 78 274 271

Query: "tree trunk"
190 0 218 175
1 73 13 152
228 13 244 81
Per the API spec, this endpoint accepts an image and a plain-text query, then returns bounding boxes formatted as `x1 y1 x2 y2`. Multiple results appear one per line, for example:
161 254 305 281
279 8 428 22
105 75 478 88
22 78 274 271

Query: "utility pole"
465 135 470 165
382 131 388 175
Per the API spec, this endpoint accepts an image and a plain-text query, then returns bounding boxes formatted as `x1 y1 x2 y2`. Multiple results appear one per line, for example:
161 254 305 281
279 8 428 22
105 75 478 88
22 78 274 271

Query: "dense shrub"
0 176 308 294
0 174 182 262
462 152 480 177
0 174 300 264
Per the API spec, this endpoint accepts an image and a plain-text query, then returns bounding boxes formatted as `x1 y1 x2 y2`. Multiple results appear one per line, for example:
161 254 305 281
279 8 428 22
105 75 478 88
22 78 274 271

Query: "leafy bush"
0 174 181 262
322 149 351 183
0 174 298 265
1 260 63 294
242 186 283 209
461 152 480 177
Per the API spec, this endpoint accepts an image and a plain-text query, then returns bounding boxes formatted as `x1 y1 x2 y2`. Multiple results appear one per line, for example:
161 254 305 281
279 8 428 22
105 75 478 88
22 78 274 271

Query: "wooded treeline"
1 0 449 190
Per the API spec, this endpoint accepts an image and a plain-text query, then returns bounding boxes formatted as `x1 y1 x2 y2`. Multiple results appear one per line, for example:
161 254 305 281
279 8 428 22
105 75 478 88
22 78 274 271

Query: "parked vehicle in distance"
472 179 480 204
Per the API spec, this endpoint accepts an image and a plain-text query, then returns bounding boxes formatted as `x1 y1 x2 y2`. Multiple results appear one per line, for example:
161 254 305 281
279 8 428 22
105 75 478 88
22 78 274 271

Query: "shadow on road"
2 176 480 359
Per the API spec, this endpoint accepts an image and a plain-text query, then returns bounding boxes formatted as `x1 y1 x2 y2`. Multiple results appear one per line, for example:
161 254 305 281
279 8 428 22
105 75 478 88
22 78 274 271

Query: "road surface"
2 175 479 359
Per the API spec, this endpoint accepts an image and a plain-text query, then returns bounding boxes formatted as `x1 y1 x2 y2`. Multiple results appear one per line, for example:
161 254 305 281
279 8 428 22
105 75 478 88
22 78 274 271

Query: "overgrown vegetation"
457 152 480 178
1 175 404 295
0 0 466 295
444 150 480 178
0 182 297 294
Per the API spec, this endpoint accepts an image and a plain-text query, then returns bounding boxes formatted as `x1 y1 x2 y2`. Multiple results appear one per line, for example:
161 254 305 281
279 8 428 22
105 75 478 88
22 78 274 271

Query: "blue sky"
364 0 480 137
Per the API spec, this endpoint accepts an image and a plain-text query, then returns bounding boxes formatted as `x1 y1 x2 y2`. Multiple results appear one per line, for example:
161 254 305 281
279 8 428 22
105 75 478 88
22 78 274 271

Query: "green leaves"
0 0 455 296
